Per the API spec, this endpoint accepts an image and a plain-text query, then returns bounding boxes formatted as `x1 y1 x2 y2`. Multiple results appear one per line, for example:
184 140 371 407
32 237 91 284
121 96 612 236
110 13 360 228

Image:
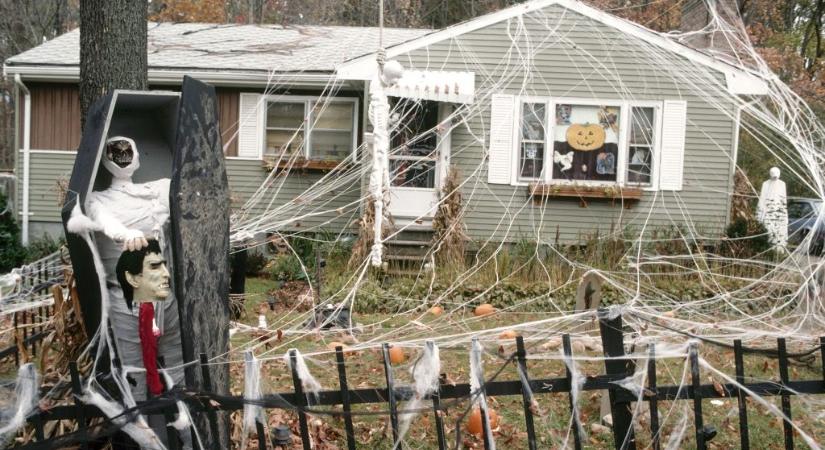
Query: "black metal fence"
14 311 825 450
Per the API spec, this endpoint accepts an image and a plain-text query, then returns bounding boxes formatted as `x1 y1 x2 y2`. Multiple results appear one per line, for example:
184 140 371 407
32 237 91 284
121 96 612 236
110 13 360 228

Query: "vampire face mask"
103 136 140 179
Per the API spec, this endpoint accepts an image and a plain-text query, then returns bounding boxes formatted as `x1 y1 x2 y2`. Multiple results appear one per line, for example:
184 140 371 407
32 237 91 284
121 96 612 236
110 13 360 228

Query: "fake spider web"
18 0 825 448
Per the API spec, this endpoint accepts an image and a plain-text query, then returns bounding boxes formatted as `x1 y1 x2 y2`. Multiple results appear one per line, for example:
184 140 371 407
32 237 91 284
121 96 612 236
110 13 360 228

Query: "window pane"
390 159 435 188
267 102 305 129
522 103 545 140
627 146 652 184
310 130 352 160
551 104 619 182
313 102 353 130
630 107 655 146
265 129 303 156
519 143 544 179
391 100 439 151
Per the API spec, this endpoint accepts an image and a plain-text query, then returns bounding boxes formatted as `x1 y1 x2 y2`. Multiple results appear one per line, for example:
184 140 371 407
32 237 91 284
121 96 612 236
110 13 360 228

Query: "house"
3 0 766 247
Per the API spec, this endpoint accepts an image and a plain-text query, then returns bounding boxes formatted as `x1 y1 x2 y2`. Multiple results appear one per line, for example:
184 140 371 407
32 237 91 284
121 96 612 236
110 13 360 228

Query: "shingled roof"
5 22 430 74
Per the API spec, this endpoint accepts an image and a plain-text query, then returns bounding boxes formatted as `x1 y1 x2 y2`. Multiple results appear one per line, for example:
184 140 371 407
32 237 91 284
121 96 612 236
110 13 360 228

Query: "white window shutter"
238 93 264 158
658 100 687 191
487 94 516 185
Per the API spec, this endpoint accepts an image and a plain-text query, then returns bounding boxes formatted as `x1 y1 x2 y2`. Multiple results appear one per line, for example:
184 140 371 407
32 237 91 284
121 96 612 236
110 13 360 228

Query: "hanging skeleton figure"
367 54 404 267
80 136 185 399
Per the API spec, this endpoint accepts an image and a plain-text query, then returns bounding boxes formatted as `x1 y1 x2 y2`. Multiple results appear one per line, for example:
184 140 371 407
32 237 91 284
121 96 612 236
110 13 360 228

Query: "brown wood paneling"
216 87 239 156
29 83 81 151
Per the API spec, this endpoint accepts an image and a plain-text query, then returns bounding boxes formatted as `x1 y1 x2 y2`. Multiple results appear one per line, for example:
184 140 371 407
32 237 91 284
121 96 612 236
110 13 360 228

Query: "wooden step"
384 254 427 262
384 239 430 247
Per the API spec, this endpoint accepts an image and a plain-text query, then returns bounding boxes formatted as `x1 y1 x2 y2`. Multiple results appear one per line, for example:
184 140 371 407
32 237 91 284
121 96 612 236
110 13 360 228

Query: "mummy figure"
84 136 185 400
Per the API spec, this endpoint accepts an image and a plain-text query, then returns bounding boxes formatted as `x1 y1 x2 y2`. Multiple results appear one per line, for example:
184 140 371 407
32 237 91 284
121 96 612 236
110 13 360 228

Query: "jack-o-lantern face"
566 123 605 151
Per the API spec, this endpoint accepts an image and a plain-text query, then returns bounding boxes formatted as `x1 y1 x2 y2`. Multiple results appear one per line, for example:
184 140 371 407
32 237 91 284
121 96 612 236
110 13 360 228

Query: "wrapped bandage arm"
86 198 149 251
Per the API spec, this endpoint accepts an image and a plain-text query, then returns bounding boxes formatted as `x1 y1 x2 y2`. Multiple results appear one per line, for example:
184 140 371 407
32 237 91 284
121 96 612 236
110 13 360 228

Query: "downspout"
13 74 30 246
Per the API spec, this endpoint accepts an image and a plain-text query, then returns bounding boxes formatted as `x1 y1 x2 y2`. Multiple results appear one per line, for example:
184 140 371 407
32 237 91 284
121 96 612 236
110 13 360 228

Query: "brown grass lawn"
226 278 825 449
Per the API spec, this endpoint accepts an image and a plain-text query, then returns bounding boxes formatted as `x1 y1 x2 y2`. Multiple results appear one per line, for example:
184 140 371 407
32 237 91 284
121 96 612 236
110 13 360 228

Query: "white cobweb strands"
284 349 322 402
469 338 495 450
0 364 39 447
394 341 441 449
241 351 265 450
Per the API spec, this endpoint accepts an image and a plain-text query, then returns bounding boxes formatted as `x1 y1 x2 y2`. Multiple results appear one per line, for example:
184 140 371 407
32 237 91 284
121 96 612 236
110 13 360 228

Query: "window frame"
262 95 359 161
510 97 662 191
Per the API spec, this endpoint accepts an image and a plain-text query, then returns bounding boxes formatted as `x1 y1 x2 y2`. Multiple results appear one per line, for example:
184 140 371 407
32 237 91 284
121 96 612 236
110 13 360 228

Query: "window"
627 107 655 185
264 98 357 160
389 100 439 189
551 103 620 182
513 98 661 187
519 103 546 180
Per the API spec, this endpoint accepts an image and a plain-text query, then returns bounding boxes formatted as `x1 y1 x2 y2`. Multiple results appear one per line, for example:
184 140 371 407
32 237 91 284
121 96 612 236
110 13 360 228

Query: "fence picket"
288 349 312 450
431 378 447 450
777 338 794 450
381 343 400 445
334 347 357 450
515 336 537 450
562 334 582 450
734 340 750 450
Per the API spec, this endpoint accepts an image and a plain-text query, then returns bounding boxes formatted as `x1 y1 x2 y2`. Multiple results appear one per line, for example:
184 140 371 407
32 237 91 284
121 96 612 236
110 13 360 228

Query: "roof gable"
336 0 767 95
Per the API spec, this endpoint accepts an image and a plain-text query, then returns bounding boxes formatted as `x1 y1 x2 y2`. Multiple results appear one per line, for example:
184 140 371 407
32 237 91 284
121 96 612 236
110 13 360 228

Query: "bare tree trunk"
79 0 147 129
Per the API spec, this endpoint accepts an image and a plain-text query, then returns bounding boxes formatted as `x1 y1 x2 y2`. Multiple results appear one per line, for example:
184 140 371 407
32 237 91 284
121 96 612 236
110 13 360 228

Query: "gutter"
13 74 30 246
4 65 349 88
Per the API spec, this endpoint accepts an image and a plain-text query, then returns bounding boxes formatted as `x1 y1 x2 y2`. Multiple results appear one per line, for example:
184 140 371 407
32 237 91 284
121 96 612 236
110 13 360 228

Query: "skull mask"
102 136 140 179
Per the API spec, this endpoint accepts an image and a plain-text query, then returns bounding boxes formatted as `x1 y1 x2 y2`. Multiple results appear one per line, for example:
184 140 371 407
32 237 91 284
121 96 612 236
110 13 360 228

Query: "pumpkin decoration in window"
566 123 606 151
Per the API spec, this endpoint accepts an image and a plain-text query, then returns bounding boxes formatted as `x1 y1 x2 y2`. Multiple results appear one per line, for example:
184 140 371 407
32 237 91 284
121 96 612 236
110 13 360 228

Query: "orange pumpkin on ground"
428 305 444 316
388 345 406 364
566 123 606 151
474 303 496 317
466 407 499 435
498 330 519 339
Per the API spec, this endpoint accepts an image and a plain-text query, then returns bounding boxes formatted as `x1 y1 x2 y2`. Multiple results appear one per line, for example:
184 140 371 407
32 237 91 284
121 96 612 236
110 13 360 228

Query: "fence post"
427 341 447 450
199 353 222 450
69 361 90 450
647 344 660 450
733 340 750 449
334 347 357 450
515 336 537 450
688 342 706 450
288 349 312 450
777 338 794 450
598 308 636 450
381 343 399 445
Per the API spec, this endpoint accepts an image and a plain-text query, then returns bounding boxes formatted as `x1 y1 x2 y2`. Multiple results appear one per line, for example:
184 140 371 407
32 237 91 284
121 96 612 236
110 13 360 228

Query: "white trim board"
3 64 351 89
336 0 768 96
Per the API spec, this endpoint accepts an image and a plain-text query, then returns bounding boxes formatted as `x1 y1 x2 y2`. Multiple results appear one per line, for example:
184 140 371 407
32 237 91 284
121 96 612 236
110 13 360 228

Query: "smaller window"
519 103 546 180
626 106 656 185
310 101 355 160
264 98 356 161
265 101 305 157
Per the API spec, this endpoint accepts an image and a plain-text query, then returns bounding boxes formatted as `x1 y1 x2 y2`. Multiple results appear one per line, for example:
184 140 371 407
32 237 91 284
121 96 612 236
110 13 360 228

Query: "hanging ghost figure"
85 136 185 401
756 166 788 250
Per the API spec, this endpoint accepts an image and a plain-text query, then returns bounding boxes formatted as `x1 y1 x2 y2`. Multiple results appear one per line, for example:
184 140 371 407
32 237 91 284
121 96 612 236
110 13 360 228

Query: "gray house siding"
16 152 359 240
397 4 737 243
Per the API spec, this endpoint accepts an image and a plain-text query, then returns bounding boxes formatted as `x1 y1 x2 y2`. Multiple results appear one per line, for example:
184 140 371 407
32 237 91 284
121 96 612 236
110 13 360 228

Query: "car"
787 197 825 254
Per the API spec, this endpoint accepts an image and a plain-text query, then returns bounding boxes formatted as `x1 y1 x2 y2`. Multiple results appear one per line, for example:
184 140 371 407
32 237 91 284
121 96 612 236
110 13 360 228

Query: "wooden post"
598 308 636 450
